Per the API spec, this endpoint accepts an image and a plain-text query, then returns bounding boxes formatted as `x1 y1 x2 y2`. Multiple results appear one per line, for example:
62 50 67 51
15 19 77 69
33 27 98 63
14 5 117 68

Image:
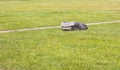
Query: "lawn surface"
0 0 120 30
0 0 120 70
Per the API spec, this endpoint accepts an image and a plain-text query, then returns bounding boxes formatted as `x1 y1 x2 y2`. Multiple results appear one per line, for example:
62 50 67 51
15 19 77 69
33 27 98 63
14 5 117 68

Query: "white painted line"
87 20 120 25
0 26 61 33
0 20 120 34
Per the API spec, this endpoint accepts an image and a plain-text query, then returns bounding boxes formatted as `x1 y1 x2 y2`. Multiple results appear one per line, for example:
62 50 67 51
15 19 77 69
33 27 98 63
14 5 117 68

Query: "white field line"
0 20 120 34
87 20 120 25
0 1 21 4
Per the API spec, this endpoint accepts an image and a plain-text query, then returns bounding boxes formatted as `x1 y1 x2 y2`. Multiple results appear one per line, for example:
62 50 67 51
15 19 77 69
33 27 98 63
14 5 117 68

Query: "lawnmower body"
61 22 88 31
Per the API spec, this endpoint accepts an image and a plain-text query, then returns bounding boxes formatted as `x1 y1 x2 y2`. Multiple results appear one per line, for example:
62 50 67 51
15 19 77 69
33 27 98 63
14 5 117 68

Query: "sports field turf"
0 0 120 70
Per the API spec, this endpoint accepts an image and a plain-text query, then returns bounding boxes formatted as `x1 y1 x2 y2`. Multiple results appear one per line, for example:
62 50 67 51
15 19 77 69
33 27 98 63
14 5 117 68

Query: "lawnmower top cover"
61 22 88 31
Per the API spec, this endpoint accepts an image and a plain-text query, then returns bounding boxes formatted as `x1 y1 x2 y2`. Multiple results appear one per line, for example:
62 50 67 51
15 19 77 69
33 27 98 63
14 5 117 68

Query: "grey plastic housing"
61 22 88 31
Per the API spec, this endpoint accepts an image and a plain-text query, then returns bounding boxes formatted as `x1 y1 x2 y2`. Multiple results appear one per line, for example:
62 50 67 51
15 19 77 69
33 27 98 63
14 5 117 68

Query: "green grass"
0 23 120 70
0 0 120 30
0 0 120 70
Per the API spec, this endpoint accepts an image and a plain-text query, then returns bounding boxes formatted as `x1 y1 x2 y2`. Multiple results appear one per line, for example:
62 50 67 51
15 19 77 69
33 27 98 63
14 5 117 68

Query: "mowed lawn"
0 23 120 70
0 0 120 30
0 0 120 70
